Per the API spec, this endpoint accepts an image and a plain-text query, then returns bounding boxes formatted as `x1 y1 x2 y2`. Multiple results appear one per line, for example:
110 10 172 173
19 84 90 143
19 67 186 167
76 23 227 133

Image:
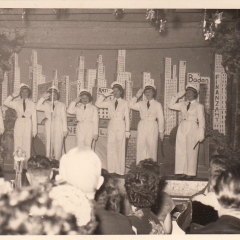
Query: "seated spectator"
0 183 79 235
94 169 134 235
151 191 175 234
176 155 230 233
125 159 166 234
26 155 53 186
189 164 240 234
51 147 104 233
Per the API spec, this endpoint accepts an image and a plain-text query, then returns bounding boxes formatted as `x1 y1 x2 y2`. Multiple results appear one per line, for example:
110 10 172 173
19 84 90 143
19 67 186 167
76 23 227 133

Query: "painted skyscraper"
213 54 227 134
117 49 126 72
7 53 20 97
60 75 70 107
76 56 85 95
178 61 186 124
141 72 154 101
96 55 107 88
1 72 8 105
29 50 46 103
85 69 97 94
52 69 58 88
163 58 177 135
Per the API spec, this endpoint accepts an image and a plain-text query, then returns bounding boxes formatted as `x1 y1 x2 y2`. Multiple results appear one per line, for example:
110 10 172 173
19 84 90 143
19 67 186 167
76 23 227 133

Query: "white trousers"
76 121 94 149
14 117 32 169
45 119 64 160
136 120 158 164
107 119 126 175
175 120 199 176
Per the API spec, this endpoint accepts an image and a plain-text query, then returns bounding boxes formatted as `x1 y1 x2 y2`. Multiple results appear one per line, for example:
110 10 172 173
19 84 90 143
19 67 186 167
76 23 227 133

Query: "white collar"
145 98 154 103
114 97 122 101
187 99 196 104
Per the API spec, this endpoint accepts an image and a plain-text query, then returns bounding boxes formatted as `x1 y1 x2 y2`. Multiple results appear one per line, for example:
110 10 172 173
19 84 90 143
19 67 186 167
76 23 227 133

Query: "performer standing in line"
168 83 205 179
95 81 130 175
0 108 4 136
4 83 37 168
36 86 68 160
129 84 164 163
67 89 99 149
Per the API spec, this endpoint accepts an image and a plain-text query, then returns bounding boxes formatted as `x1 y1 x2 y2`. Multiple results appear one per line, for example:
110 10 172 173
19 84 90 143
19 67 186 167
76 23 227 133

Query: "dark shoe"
185 176 195 180
177 174 186 180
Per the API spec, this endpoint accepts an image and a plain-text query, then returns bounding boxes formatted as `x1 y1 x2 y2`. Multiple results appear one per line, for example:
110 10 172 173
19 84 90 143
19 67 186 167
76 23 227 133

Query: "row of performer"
0 81 205 177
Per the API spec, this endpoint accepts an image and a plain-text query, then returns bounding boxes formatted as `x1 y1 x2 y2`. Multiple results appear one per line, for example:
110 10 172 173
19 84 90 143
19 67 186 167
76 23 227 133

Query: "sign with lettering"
67 126 107 137
98 87 113 95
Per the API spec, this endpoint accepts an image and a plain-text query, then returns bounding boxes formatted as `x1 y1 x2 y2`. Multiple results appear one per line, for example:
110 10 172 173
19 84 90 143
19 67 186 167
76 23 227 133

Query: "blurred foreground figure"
189 164 240 234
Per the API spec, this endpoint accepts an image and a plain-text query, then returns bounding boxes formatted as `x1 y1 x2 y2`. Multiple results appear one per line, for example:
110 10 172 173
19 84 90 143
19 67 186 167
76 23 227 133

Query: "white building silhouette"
213 54 227 134
60 75 69 107
178 61 186 124
76 56 85 96
1 72 8 105
29 50 46 103
164 58 177 135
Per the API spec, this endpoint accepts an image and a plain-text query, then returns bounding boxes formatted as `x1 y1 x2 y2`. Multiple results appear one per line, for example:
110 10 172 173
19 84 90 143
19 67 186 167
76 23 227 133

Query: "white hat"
111 81 124 89
20 83 30 90
79 89 91 96
144 83 156 91
47 86 59 93
186 83 199 94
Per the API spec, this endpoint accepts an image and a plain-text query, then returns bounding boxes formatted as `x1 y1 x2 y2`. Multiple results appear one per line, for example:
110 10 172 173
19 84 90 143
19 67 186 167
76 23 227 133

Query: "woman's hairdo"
47 89 60 100
125 159 163 208
144 87 157 98
113 85 124 98
80 92 93 102
20 88 32 98
214 164 240 209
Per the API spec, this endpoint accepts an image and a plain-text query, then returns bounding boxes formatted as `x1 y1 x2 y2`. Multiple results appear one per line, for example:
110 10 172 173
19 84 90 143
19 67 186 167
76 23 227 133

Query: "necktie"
23 99 26 112
187 102 191 111
84 105 86 110
115 100 118 110
53 102 55 111
147 101 150 109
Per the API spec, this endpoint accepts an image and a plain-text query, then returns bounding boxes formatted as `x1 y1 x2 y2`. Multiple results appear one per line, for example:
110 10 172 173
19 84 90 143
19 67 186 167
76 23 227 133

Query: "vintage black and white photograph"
0 6 239 235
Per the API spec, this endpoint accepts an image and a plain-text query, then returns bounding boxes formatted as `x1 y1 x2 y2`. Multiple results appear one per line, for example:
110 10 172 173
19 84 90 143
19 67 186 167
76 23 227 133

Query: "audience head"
208 155 230 192
125 159 163 209
59 147 103 200
95 169 121 212
26 155 53 186
0 184 78 235
214 164 240 215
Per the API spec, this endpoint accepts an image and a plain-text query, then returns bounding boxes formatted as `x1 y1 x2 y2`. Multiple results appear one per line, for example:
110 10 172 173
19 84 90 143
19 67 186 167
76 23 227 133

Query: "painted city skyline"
1 50 225 135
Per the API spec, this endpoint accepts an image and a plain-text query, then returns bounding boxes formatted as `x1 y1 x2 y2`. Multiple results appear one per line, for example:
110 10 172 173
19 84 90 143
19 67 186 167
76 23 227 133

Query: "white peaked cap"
47 86 59 93
144 83 156 90
79 88 91 95
20 83 30 90
186 83 199 93
111 81 125 89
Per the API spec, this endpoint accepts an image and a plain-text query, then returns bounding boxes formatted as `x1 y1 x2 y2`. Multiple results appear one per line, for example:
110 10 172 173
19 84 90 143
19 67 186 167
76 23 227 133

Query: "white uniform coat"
95 95 130 175
67 102 99 148
168 96 205 176
36 98 67 160
0 109 4 134
129 97 164 163
4 96 37 168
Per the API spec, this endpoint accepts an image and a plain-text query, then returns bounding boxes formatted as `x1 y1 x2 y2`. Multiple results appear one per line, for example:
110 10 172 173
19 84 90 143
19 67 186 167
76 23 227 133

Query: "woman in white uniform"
168 83 205 179
129 84 164 163
4 83 37 168
67 89 99 149
95 81 130 175
36 86 68 160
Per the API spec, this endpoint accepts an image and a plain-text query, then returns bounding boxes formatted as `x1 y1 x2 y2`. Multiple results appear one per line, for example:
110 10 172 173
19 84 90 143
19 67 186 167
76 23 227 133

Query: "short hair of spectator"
27 155 52 176
125 159 163 209
95 169 121 212
214 164 240 209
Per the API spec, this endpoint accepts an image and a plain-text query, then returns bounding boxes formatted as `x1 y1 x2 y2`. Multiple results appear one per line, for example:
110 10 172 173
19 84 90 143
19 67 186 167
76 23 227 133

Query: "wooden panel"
4 22 208 50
